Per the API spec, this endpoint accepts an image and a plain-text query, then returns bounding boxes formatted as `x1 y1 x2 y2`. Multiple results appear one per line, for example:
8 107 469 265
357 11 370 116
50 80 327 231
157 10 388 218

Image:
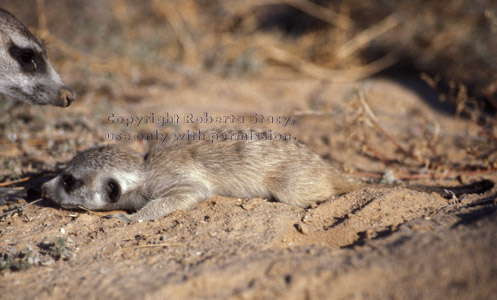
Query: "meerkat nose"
59 86 75 107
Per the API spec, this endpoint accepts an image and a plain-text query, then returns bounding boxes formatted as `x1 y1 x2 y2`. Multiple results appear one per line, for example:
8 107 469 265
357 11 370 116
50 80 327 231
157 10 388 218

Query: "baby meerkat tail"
328 168 364 195
270 167 363 208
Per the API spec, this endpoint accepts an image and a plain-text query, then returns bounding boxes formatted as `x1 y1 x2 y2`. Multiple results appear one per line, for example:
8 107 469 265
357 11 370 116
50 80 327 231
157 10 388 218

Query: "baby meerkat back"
147 128 359 207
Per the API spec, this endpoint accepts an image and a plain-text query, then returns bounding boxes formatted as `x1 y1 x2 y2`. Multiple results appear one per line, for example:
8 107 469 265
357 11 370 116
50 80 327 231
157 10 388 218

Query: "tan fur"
42 128 360 221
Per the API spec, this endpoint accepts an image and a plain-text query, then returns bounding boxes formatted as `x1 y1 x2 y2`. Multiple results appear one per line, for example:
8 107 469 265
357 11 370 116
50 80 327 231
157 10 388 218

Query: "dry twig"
352 168 497 180
336 15 399 60
260 43 398 82
77 206 125 217
118 243 182 251
0 198 43 219
358 90 417 160
0 177 29 187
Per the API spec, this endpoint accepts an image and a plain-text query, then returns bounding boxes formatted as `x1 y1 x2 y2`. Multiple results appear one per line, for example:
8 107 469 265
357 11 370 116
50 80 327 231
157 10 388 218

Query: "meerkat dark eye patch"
62 174 80 193
105 179 121 203
8 44 46 73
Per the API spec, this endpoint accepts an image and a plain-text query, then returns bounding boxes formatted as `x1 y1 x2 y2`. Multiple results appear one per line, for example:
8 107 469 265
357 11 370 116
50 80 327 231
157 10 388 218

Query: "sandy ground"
1 72 497 299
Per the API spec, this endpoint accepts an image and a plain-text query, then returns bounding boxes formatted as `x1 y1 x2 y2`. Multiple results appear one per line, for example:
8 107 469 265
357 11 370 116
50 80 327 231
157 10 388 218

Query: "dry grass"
3 0 494 92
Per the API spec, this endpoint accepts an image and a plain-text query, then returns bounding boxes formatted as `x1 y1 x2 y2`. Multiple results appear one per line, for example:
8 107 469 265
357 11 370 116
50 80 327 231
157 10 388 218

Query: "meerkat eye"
20 49 35 64
8 45 38 72
62 174 79 192
105 179 121 203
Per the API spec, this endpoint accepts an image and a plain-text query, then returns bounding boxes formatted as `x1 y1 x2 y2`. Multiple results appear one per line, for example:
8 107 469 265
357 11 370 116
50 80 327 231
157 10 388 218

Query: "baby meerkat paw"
103 213 132 223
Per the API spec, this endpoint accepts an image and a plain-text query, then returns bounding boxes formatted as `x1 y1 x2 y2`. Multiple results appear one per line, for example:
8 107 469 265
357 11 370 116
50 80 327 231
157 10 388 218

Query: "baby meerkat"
42 128 494 222
42 128 360 221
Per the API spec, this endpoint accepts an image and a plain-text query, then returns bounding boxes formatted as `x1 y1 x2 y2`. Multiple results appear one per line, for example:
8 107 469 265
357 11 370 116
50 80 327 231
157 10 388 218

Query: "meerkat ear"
105 179 121 203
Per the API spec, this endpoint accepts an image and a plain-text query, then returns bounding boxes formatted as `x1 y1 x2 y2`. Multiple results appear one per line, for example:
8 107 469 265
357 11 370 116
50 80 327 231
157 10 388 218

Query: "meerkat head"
0 9 74 106
42 145 145 211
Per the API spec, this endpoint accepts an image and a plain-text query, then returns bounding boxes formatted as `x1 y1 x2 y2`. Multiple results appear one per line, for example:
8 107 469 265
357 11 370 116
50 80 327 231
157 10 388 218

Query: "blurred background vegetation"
1 0 496 111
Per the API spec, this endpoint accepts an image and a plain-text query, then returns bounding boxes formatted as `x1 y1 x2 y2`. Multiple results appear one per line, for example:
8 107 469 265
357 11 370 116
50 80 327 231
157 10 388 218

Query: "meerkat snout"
43 171 137 210
42 128 361 221
43 145 144 212
0 9 75 106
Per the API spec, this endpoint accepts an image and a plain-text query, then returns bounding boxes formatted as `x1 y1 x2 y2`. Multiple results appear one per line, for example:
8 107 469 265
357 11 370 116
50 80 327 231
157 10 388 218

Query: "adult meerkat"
42 128 494 222
0 9 74 106
42 128 362 221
